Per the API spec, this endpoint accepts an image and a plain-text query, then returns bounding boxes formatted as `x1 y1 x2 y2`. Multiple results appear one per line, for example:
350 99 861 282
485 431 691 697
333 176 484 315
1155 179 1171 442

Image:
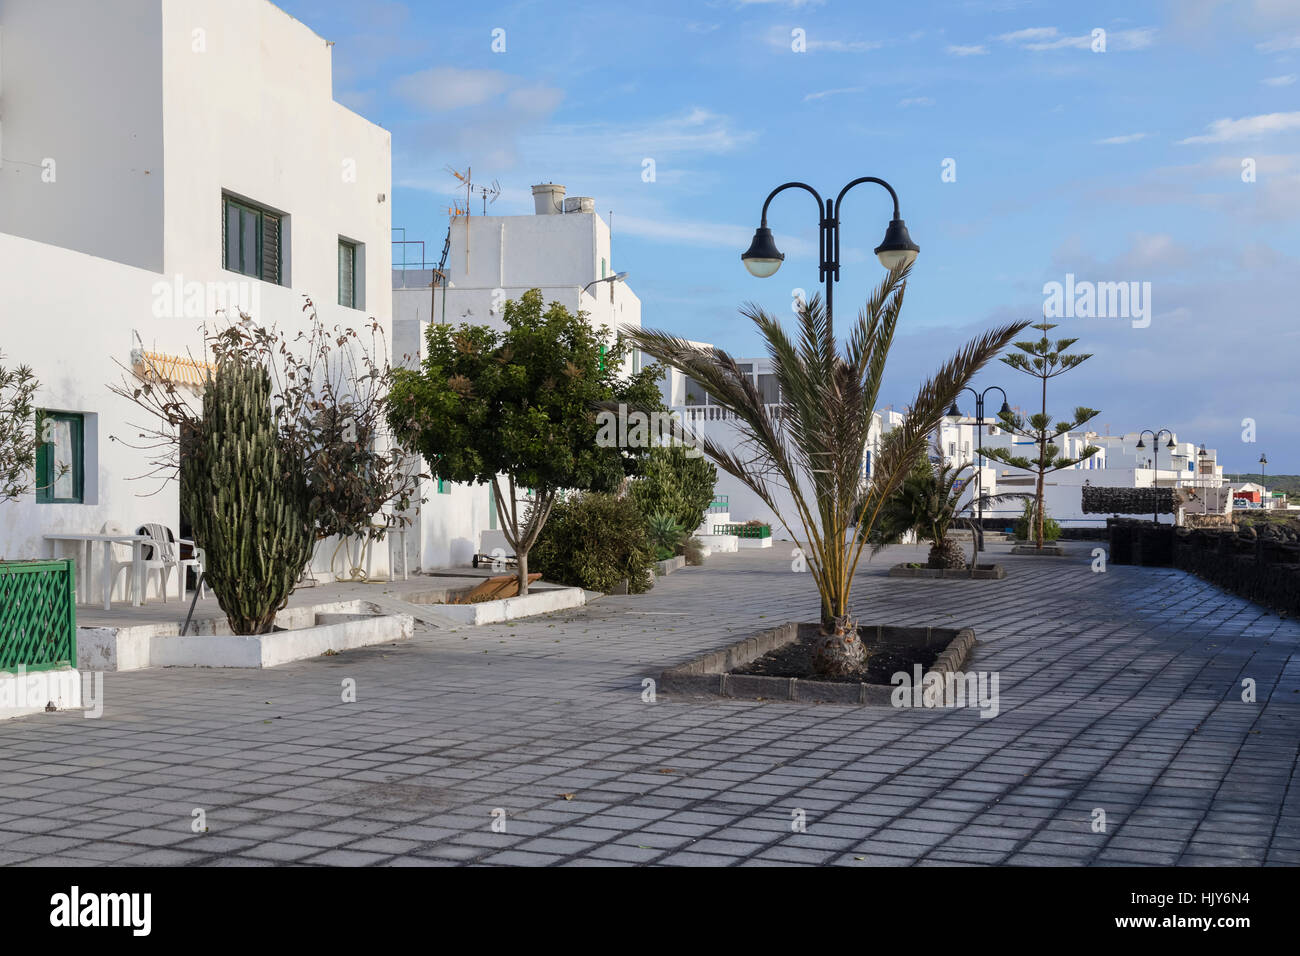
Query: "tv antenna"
446 165 501 216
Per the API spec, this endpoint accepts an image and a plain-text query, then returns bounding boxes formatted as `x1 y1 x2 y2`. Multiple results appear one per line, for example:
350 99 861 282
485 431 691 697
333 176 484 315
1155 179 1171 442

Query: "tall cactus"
181 359 313 635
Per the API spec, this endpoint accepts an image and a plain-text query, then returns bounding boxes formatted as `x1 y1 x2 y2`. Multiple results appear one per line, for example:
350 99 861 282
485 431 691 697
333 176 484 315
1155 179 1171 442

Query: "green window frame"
338 238 358 308
35 411 85 504
436 478 452 495
222 194 282 284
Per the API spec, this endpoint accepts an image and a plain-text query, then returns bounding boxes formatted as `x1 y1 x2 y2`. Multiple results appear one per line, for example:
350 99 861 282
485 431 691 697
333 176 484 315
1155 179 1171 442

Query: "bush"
683 536 705 566
1014 499 1061 542
629 444 717 536
531 492 655 593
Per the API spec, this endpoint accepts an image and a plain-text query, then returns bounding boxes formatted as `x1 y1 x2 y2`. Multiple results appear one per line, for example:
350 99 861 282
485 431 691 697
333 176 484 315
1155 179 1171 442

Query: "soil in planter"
731 622 943 685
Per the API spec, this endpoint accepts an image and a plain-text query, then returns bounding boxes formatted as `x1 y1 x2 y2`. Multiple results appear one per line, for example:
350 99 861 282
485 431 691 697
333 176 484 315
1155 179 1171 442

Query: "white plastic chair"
102 521 137 604
109 523 176 603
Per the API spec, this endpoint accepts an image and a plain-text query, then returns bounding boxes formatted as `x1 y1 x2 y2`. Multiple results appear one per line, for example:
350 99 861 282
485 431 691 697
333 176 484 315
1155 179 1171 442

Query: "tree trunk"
812 614 865 679
927 536 966 569
516 548 529 597
1034 467 1046 549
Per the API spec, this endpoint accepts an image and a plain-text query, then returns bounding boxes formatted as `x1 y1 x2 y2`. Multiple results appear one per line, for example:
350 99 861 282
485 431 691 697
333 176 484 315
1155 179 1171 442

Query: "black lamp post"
948 386 1011 552
1136 429 1177 524
741 177 918 337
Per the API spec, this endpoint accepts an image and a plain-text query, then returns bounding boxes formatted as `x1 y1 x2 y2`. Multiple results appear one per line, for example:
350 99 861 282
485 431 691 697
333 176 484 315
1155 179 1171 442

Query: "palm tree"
874 441 1026 569
625 262 1028 677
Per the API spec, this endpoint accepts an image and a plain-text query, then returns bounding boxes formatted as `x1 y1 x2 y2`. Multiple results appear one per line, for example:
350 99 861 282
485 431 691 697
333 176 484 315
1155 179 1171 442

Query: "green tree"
388 289 662 595
627 263 1028 677
978 322 1099 549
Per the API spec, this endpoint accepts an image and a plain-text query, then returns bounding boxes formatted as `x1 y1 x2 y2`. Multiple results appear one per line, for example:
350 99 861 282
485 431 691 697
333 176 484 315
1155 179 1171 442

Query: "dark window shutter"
261 213 281 284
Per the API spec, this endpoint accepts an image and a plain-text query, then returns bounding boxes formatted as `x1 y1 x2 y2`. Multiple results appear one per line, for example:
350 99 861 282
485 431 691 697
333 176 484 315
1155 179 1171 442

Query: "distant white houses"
0 0 395 582
391 183 642 570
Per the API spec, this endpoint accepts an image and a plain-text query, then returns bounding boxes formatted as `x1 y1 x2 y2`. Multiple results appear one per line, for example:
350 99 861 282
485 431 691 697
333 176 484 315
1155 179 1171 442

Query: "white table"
45 533 151 610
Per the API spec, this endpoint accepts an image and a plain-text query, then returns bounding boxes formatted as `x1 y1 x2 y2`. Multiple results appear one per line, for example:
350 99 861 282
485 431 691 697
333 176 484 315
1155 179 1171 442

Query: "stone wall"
1083 486 1178 515
1172 526 1300 619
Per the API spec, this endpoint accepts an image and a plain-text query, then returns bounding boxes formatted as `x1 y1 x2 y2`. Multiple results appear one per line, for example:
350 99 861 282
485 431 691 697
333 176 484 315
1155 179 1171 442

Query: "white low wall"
0 666 82 720
75 600 412 670
697 533 738 553
415 586 585 625
150 610 412 668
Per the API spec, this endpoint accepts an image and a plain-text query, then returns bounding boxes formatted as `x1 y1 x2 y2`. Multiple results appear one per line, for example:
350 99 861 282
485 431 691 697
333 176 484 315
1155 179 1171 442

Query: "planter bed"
149 601 413 668
77 600 413 670
889 563 1006 580
655 555 687 576
1010 544 1066 556
401 583 585 624
660 621 975 705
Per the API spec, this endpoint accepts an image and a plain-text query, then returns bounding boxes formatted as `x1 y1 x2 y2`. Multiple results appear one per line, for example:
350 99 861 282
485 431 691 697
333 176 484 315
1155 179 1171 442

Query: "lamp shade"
946 402 961 418
874 218 920 269
1136 438 1146 449
999 400 1012 415
741 227 784 278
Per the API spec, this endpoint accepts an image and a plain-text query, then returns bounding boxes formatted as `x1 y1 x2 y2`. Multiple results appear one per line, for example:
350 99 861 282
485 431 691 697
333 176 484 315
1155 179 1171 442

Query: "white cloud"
1257 34 1300 52
392 67 512 112
998 26 1156 51
1179 111 1300 144
1263 74 1298 86
946 44 989 56
1095 132 1148 144
803 87 863 102
614 215 816 256
765 25 883 52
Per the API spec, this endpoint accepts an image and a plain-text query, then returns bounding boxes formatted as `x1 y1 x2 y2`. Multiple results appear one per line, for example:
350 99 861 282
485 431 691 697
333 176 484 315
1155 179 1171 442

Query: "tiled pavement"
1 541 1297 867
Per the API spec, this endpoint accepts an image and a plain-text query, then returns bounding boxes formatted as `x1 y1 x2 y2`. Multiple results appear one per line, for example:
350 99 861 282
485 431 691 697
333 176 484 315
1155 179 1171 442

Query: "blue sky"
281 0 1300 472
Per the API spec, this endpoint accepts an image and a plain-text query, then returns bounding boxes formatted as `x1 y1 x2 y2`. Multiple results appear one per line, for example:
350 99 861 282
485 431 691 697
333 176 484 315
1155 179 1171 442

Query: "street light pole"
741 177 919 338
948 386 1011 552
1137 429 1177 524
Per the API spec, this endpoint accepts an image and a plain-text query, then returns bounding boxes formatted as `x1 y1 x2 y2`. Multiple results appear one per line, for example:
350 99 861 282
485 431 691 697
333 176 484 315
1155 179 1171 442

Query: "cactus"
181 359 313 635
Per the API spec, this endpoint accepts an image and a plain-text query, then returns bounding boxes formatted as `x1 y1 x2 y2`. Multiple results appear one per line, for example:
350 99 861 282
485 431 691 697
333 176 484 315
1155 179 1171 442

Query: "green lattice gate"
0 558 77 673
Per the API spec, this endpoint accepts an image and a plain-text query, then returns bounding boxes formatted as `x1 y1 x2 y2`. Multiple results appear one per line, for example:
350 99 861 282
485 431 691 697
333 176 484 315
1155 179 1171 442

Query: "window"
222 194 282 283
757 373 780 405
338 238 358 308
35 411 84 504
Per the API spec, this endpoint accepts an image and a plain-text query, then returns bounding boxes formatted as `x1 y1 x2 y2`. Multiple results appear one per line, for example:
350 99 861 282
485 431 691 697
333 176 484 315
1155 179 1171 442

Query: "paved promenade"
1 542 1296 866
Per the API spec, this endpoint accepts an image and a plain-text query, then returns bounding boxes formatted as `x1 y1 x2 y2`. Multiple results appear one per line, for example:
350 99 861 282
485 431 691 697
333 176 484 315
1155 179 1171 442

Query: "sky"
279 0 1300 473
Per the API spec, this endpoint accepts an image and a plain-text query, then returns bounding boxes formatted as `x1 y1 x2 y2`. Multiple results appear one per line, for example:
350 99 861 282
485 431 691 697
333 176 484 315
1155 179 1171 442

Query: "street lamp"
1198 443 1210 514
582 271 629 296
741 177 918 337
1259 452 1268 509
1136 429 1177 524
951 385 1012 552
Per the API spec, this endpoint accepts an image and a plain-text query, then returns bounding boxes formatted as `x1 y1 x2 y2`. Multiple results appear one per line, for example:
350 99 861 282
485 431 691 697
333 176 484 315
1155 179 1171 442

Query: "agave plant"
626 262 1028 678
874 440 1027 570
646 511 687 561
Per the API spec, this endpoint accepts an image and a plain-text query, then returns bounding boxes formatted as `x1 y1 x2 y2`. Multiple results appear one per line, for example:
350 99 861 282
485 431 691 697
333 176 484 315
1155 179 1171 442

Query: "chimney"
563 196 595 214
531 183 566 215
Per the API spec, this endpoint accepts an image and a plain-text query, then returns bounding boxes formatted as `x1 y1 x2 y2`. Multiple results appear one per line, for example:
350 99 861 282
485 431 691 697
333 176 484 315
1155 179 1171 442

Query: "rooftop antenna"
446 165 502 272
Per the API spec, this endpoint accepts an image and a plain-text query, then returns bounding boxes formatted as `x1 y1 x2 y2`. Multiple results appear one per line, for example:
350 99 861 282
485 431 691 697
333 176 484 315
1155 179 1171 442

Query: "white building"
392 183 642 569
0 0 395 582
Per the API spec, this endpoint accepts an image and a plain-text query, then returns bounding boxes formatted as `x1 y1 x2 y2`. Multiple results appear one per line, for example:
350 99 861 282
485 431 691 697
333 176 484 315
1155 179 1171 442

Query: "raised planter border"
659 622 976 705
78 600 413 670
1010 544 1066 556
402 584 585 625
655 555 687 576
889 563 1006 580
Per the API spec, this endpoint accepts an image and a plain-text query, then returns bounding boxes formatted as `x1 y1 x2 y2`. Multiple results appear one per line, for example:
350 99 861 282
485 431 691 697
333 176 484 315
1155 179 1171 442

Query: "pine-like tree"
979 322 1100 549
